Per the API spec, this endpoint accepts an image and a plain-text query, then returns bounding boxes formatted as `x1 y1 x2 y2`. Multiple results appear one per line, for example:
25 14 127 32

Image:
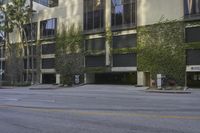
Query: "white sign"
191 67 200 71
187 66 200 72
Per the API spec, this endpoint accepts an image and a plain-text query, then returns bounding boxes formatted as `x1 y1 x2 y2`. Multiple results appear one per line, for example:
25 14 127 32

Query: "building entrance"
42 74 56 84
94 72 137 85
187 72 200 88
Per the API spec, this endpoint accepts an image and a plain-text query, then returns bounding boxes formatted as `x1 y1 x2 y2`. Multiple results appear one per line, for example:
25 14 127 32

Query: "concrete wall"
31 0 84 84
137 0 184 26
33 0 83 33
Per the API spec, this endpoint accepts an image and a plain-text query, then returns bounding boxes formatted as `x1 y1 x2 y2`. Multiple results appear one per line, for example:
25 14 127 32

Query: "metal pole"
0 44 2 87
30 0 34 84
184 50 188 90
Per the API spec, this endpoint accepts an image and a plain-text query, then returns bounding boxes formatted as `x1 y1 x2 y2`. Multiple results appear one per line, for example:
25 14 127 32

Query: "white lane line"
18 99 55 103
0 98 19 101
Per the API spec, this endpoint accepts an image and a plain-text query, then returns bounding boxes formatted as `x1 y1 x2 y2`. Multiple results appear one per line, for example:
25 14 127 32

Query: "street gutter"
145 90 191 94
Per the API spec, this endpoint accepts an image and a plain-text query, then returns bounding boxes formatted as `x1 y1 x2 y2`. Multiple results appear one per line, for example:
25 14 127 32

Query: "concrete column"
137 71 145 86
56 74 60 84
40 74 42 84
105 0 111 66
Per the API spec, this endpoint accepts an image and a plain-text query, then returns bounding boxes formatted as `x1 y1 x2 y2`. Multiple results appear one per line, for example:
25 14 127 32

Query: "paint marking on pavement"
67 110 200 120
0 105 199 121
0 98 18 101
21 99 55 103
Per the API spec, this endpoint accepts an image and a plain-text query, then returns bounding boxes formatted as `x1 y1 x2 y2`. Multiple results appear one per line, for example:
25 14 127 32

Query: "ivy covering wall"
137 20 186 85
55 25 84 85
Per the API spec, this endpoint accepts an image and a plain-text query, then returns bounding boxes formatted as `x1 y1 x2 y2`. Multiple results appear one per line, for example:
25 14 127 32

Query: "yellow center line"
1 105 200 120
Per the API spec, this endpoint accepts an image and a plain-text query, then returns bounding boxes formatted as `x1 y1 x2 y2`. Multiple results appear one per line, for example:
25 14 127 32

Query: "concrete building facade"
1 0 200 87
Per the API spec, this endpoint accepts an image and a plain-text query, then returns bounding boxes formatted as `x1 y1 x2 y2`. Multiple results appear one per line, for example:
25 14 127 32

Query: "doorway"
42 74 56 84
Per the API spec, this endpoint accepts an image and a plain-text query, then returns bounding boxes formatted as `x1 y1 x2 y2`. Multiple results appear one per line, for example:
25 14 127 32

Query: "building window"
40 18 57 39
185 26 200 43
24 45 37 56
184 0 200 17
33 0 58 7
85 55 105 67
113 34 137 49
23 23 37 41
111 0 136 28
84 0 105 31
186 49 200 65
113 53 137 67
85 38 105 51
0 45 5 58
42 43 56 55
193 73 200 80
42 58 55 69
0 31 4 43
24 58 37 69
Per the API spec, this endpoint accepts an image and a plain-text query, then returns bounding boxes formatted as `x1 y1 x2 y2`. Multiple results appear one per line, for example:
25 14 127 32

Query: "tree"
56 24 84 85
137 19 186 86
0 0 31 84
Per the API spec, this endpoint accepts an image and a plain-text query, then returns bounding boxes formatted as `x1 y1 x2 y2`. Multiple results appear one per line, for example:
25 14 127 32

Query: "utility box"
157 74 162 89
75 75 80 84
157 74 166 89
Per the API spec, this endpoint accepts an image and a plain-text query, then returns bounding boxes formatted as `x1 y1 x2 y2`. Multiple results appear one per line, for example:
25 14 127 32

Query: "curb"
145 90 191 94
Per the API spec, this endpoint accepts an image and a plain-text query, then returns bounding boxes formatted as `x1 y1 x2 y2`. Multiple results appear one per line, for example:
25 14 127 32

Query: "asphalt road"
0 85 200 133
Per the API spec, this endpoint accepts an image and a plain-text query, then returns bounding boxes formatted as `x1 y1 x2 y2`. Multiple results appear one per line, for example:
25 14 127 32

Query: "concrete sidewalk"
29 84 60 90
145 89 192 94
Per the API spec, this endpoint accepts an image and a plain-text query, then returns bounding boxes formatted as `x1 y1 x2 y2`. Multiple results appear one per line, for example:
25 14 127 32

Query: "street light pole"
30 0 34 85
0 43 3 87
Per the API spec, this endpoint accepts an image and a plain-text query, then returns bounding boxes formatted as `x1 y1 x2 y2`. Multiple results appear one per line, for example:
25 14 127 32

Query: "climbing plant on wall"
137 19 186 86
55 24 84 85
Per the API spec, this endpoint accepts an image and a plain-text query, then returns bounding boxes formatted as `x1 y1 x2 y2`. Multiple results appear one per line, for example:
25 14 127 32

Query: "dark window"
42 58 55 69
84 0 104 31
187 49 200 65
112 0 136 28
85 38 105 51
85 55 105 67
113 53 137 67
33 0 58 7
187 72 200 87
42 74 56 84
24 58 37 69
0 31 4 43
42 43 56 55
40 18 57 39
184 0 200 18
24 45 37 56
0 60 5 70
0 46 5 57
113 34 137 48
23 23 37 41
185 27 200 43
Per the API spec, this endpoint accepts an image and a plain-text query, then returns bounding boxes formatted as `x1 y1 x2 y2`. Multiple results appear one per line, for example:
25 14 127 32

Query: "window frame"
111 0 137 30
184 0 200 20
40 18 57 39
33 0 58 7
23 22 38 41
84 0 105 32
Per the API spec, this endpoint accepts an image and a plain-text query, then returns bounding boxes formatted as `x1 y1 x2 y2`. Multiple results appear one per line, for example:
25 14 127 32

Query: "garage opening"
95 72 137 85
42 74 56 84
187 72 200 88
